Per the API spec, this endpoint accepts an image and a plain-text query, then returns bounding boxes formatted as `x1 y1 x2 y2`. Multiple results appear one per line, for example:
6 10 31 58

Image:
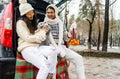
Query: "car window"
0 5 4 12
0 4 9 21
0 9 4 20
0 5 4 20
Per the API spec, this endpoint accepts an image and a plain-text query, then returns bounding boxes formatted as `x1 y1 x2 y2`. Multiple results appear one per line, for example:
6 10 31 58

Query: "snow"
69 45 120 53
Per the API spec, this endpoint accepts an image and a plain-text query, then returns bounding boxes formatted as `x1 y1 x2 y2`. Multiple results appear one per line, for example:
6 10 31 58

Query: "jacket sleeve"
16 20 46 43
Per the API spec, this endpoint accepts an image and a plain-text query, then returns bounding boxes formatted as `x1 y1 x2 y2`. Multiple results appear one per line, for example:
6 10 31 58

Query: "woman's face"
26 10 34 20
46 8 56 19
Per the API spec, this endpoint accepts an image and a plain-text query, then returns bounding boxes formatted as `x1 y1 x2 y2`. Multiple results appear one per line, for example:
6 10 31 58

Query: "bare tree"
96 0 101 50
79 0 96 49
102 0 109 51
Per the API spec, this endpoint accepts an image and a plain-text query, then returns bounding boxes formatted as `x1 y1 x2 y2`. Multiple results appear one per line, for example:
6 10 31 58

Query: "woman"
44 4 86 79
16 0 57 79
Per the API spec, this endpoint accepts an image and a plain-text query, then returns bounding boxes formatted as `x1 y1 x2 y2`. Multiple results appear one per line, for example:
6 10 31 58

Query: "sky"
66 0 120 20
67 0 80 19
112 0 120 19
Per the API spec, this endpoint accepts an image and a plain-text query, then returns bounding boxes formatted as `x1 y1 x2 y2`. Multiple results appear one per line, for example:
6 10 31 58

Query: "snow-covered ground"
68 45 120 79
69 45 120 53
68 57 120 79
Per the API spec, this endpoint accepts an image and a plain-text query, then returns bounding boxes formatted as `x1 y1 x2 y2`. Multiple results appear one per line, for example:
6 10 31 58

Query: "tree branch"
109 0 117 6
91 9 96 23
86 19 91 24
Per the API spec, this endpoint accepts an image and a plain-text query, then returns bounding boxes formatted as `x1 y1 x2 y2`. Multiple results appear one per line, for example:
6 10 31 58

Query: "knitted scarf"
44 4 65 57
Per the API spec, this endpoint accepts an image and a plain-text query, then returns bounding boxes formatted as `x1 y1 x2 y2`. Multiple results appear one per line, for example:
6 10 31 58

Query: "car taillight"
0 2 13 48
1 18 13 48
2 29 12 48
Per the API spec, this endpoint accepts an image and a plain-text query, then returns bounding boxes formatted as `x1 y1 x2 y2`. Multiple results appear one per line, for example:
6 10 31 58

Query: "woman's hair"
18 12 37 34
46 6 55 12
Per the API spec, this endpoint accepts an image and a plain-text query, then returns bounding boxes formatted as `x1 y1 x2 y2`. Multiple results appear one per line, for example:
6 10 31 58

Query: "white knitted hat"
19 0 34 16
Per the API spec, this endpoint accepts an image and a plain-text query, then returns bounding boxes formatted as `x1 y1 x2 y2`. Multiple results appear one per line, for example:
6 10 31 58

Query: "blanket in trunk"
14 52 69 79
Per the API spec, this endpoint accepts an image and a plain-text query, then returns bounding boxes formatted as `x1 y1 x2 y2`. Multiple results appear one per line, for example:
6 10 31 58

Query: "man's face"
46 8 56 19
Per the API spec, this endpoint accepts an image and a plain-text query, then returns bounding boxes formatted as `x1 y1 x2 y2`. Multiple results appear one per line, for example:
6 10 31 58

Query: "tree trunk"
109 4 114 48
96 0 101 50
102 0 109 51
64 2 68 29
109 33 112 47
86 10 96 49
97 29 101 50
118 38 120 47
88 23 92 49
86 19 92 49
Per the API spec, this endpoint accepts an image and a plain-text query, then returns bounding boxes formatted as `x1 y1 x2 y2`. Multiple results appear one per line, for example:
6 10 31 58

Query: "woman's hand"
43 26 50 33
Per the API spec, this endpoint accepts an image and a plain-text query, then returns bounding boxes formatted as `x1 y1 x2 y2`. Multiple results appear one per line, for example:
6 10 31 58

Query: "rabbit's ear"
38 22 42 26
37 22 44 28
44 22 48 25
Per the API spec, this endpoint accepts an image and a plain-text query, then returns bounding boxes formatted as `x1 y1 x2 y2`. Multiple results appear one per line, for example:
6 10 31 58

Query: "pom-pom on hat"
19 0 34 16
